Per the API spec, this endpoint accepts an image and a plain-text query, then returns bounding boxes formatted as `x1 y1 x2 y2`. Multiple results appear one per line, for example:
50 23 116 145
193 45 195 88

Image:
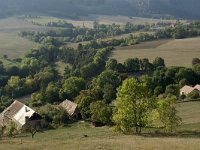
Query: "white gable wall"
13 106 35 127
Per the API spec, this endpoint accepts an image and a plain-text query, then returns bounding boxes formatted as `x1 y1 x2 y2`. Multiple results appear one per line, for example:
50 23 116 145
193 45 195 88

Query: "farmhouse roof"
59 99 78 116
194 84 200 91
180 85 195 95
0 100 35 128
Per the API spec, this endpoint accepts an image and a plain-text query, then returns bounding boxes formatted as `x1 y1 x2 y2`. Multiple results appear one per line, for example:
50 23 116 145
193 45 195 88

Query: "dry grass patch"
25 16 94 28
0 17 47 59
1 123 200 150
0 31 38 59
1 100 200 150
111 37 200 67
85 15 186 25
177 101 200 124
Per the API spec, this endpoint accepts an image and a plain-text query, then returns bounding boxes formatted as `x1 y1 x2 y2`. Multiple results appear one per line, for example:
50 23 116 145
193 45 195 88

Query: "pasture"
25 15 184 28
0 31 38 59
1 101 200 150
111 37 200 67
0 17 44 60
0 123 200 150
25 16 94 28
85 15 186 25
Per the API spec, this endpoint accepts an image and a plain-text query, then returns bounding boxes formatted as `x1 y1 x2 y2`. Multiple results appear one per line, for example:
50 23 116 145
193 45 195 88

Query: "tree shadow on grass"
141 130 200 138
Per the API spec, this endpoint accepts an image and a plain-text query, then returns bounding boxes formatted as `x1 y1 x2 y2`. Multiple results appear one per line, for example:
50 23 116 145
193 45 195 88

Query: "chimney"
25 107 30 113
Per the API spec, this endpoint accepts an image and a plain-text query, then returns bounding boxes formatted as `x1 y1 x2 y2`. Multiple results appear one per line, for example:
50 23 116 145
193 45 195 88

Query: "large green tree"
59 76 85 100
156 95 182 133
113 77 150 134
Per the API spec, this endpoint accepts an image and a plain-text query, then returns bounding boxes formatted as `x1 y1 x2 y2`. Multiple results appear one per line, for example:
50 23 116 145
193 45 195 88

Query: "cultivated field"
111 37 200 67
1 101 200 150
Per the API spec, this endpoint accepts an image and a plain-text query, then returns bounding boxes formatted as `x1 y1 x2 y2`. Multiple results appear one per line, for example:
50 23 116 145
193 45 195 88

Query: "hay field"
0 17 43 59
25 15 184 28
0 31 39 59
85 15 186 25
177 101 200 124
25 16 94 28
111 37 200 67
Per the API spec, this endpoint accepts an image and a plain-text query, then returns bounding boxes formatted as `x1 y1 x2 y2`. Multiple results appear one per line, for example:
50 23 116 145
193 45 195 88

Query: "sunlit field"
1 101 200 150
111 37 200 67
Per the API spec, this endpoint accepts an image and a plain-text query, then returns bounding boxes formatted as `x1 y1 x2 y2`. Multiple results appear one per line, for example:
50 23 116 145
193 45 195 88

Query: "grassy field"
111 37 200 67
0 57 20 67
0 31 39 59
0 16 185 61
177 101 200 124
0 17 46 60
85 15 186 26
1 122 200 150
1 101 200 150
25 16 94 28
25 15 185 28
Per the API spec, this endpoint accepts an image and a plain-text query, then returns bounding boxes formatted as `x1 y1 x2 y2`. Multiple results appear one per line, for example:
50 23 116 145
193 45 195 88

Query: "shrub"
37 104 69 127
187 90 200 100
6 121 17 137
90 101 113 126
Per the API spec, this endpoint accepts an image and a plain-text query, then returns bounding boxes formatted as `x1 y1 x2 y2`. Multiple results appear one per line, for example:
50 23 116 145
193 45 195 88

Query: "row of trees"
76 77 182 134
19 22 151 43
113 78 181 134
20 21 200 49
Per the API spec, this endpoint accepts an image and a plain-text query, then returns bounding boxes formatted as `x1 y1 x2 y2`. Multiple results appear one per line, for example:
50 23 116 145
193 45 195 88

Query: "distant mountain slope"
0 0 200 19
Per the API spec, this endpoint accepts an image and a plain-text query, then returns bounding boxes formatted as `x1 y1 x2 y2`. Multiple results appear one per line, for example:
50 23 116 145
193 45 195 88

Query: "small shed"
59 99 79 118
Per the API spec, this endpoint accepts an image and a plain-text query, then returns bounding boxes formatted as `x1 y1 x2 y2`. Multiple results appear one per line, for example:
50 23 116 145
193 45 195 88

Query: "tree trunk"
31 131 37 139
136 126 138 134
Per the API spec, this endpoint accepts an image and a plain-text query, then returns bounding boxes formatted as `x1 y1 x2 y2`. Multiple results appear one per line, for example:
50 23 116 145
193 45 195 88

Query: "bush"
187 90 200 100
90 101 113 126
179 94 186 100
6 121 17 137
37 104 69 127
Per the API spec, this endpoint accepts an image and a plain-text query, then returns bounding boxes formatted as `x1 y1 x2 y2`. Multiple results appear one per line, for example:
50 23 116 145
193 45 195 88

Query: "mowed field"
111 37 200 67
25 15 185 28
85 15 186 26
0 17 45 60
25 16 94 28
1 101 200 150
0 31 39 59
177 101 200 124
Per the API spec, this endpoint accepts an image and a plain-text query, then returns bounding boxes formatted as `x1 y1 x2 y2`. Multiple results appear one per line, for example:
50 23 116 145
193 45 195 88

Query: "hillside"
1 117 200 150
111 37 200 67
0 0 200 19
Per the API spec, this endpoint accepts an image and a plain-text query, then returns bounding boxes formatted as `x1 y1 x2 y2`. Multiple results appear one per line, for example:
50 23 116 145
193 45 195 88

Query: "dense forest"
1 0 200 19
